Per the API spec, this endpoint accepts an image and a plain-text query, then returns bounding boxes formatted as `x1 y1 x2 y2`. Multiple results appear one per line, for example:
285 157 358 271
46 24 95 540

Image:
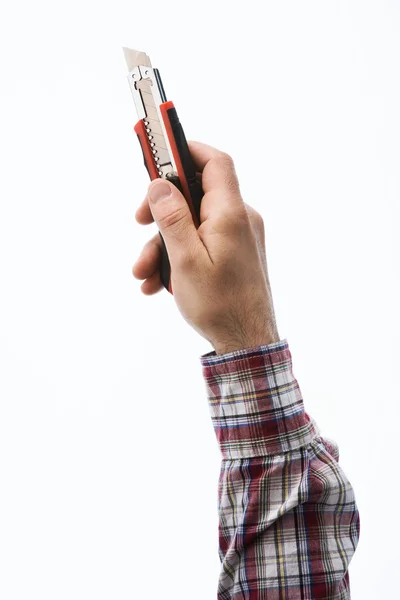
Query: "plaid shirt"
200 338 360 599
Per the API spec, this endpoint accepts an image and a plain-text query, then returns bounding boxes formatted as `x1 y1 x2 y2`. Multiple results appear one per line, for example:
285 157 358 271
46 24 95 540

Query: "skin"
132 141 280 354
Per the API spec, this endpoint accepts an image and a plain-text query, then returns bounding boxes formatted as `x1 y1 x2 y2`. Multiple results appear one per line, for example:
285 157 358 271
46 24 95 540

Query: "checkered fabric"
200 338 360 599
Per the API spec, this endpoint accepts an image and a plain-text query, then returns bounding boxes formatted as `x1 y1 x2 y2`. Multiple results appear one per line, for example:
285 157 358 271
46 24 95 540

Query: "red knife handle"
134 101 204 295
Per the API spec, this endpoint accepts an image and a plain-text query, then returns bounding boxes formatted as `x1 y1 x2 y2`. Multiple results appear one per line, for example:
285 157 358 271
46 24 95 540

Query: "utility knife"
123 48 204 294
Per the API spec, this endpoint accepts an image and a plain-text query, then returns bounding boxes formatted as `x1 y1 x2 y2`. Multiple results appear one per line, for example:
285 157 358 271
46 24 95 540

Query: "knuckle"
213 206 249 235
244 204 265 233
223 213 249 235
142 236 155 252
221 156 240 192
218 151 234 165
210 151 234 168
157 205 187 231
209 152 241 195
254 210 265 230
175 247 197 272
235 205 251 227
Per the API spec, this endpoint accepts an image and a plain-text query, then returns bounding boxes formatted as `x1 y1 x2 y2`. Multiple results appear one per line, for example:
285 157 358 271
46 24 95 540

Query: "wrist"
213 329 281 355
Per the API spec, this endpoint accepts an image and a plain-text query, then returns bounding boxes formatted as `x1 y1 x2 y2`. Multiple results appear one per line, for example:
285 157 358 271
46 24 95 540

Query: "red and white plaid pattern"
200 338 360 599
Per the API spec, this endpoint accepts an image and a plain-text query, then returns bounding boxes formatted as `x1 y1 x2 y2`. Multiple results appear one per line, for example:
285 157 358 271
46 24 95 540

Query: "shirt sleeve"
200 338 360 599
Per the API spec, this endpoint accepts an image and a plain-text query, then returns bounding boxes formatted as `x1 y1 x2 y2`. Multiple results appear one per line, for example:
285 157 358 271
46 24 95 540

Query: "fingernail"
148 181 172 203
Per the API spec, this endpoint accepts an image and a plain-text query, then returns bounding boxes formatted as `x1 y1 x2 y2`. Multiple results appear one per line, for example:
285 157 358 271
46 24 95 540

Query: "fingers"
135 196 154 225
136 141 242 227
133 141 245 292
140 270 163 295
132 233 163 295
132 232 162 280
187 141 232 171
187 141 242 203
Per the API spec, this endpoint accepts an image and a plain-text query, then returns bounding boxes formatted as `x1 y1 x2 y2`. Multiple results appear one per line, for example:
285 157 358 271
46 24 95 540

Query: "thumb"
147 178 199 263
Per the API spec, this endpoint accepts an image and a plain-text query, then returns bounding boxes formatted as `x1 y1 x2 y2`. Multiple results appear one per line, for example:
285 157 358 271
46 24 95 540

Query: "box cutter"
123 48 204 294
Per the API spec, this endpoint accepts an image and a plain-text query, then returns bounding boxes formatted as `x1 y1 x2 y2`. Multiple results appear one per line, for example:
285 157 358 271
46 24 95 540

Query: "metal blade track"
136 79 172 174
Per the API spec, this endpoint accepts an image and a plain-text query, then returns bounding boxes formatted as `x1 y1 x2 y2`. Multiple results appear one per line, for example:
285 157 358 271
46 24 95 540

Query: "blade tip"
122 47 152 71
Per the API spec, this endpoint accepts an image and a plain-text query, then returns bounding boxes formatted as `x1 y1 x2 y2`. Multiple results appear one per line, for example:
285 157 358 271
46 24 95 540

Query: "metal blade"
123 48 176 178
122 47 152 71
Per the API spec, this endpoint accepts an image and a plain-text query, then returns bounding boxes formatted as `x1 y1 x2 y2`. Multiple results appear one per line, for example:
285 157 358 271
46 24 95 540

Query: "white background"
0 0 398 598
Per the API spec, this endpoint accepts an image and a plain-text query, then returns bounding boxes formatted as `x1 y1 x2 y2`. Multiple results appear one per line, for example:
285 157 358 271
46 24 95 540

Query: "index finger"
187 141 227 171
187 141 242 198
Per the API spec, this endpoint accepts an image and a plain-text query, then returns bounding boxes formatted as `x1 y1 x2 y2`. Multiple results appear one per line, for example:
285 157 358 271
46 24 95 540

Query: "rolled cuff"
200 338 319 459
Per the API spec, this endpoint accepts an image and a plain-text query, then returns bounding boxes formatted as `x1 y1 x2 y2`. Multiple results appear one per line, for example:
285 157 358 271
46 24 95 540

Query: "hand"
132 141 280 354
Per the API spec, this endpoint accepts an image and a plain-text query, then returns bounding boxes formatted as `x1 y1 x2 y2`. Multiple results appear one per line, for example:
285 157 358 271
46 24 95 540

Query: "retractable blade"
123 48 176 179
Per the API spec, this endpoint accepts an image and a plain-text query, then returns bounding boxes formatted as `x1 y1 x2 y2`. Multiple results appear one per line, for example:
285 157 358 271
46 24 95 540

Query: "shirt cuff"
199 338 319 459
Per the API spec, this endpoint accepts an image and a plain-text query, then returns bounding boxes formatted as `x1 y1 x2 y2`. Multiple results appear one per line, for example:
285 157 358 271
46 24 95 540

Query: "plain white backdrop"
0 0 398 598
